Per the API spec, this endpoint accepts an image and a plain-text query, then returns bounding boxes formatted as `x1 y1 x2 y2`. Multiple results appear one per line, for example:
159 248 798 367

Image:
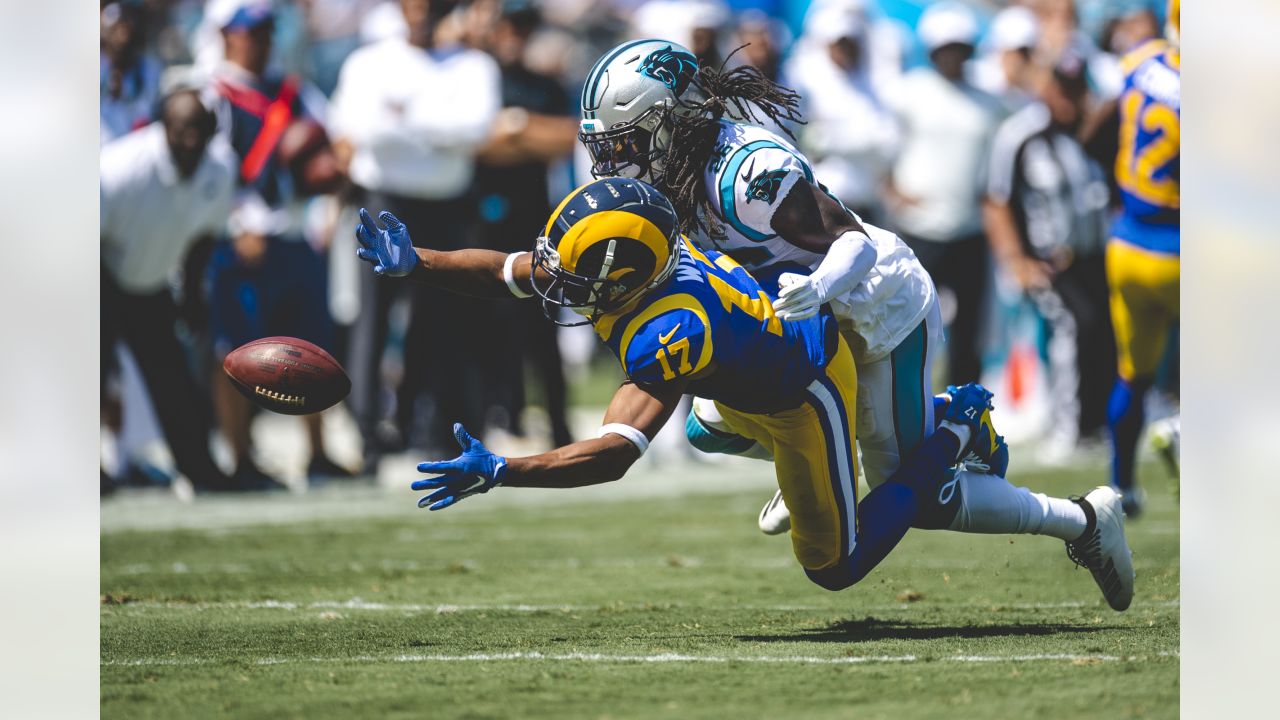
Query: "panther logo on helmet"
636 46 698 96
579 40 705 179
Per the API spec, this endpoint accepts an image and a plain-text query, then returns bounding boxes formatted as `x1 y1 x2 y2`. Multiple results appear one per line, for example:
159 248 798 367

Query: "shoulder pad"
621 304 713 385
709 135 812 241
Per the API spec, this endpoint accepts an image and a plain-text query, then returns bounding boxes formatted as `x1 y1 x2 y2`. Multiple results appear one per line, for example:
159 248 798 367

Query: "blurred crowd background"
99 0 1179 494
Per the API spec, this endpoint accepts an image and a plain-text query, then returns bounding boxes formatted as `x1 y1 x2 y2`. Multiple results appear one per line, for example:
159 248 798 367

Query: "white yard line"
104 650 1180 668
104 598 1180 613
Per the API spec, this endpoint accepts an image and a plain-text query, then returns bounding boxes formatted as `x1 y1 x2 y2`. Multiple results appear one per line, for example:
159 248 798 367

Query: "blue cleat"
940 384 1009 478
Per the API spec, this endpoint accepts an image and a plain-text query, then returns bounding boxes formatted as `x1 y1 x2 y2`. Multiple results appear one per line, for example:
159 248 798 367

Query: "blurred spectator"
204 0 348 487
799 0 906 100
1033 0 1123 101
469 0 578 446
884 2 1003 386
785 1 898 221
984 47 1115 461
134 0 206 67
731 10 788 81
101 1 164 142
971 5 1041 113
101 84 236 493
328 0 500 466
360 0 412 44
1099 4 1161 56
300 0 384 96
631 0 729 68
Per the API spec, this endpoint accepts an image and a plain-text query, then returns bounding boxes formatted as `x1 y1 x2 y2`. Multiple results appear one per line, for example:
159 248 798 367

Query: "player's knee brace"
684 404 770 459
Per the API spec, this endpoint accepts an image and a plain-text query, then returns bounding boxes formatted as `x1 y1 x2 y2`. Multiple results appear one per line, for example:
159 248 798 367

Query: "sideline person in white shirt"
100 88 237 493
328 0 501 469
100 2 163 143
884 1 1004 386
784 3 899 221
970 5 1042 114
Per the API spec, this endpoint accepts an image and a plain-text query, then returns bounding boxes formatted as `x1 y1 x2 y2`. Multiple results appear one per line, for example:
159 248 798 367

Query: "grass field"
101 457 1178 719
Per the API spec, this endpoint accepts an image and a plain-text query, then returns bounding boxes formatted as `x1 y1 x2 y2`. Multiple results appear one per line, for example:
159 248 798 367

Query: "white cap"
917 2 979 51
204 0 273 32
631 0 727 46
807 0 868 14
986 6 1039 52
687 0 730 31
805 3 866 44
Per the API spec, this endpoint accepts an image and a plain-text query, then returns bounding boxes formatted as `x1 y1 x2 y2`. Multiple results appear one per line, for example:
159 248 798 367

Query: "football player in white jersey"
579 39 948 534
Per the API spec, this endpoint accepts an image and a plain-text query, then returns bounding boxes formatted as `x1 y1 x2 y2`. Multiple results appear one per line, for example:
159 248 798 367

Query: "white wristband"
503 251 532 298
598 423 650 456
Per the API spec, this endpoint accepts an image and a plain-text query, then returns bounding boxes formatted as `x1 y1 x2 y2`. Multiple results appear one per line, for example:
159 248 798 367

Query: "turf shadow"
735 616 1109 644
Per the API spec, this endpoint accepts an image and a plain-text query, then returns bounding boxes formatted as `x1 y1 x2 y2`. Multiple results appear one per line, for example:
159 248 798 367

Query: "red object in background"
214 75 344 195
1006 343 1034 408
222 336 350 415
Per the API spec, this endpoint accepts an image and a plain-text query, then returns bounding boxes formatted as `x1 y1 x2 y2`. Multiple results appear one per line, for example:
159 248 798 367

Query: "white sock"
938 421 971 462
947 471 1088 541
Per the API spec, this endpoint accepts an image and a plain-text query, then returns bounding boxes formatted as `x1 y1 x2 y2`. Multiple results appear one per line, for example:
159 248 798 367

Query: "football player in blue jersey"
1103 0 1180 517
576 38 943 538
354 177 1134 609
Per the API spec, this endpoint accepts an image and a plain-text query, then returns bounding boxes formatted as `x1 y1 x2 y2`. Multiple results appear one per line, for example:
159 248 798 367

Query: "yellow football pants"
1107 239 1180 381
714 337 860 572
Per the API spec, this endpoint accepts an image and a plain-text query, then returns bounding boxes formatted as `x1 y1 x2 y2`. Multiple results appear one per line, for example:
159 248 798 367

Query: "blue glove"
411 423 508 511
355 208 418 277
941 383 994 430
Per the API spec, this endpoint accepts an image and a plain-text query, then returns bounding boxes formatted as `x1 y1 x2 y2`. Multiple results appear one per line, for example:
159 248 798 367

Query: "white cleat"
1065 486 1136 611
758 490 791 535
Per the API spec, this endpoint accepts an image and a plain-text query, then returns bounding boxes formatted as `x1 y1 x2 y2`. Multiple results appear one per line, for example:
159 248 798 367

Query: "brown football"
222 336 350 415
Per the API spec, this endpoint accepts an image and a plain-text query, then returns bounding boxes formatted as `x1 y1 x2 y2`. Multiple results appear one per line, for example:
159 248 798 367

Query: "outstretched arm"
411 379 687 510
767 179 878 321
354 208 535 299
503 380 686 488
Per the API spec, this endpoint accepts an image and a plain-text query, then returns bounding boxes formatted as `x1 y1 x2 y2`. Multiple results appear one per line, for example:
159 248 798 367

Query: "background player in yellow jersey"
353 177 1133 609
1106 0 1180 516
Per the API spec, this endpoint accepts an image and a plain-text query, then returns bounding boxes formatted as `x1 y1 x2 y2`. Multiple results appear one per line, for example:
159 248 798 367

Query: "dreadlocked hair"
657 54 805 240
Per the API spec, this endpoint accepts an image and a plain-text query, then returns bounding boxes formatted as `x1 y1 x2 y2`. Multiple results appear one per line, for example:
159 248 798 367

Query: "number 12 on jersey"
1116 88 1179 208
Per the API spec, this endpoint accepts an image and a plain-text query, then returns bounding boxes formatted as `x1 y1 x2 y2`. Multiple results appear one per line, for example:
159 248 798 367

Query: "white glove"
772 272 823 321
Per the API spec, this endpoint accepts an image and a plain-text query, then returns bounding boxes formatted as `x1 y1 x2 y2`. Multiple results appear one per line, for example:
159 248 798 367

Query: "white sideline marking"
105 598 1180 613
104 651 1180 668
110 600 584 613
